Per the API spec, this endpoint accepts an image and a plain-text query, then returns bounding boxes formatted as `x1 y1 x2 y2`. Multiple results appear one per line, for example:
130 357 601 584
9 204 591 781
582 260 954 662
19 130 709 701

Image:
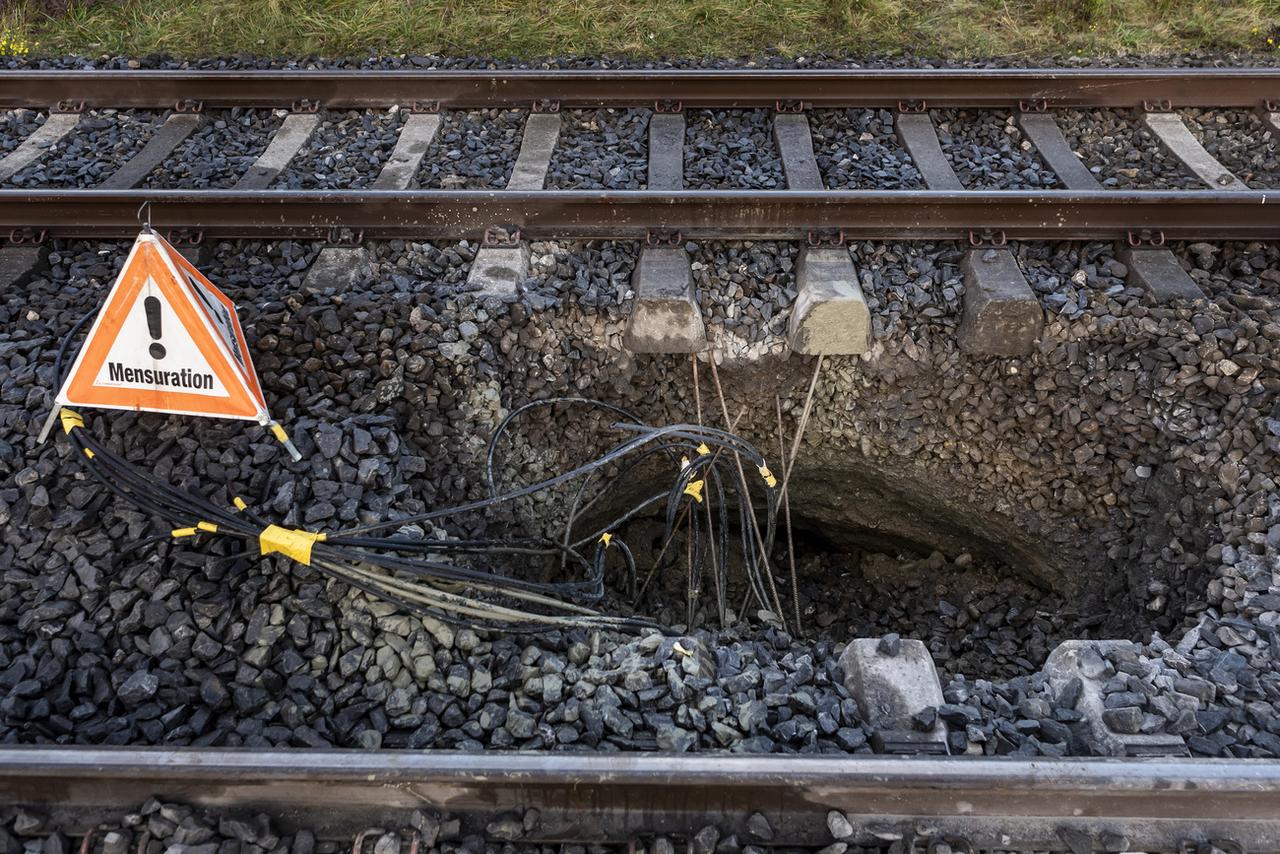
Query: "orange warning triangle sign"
56 231 270 422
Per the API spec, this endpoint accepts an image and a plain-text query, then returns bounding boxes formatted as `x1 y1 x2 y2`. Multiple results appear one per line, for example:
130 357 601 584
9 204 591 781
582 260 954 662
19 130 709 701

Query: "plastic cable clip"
60 409 85 434
83 448 95 460
683 479 705 503
259 524 326 565
696 443 711 456
758 463 777 489
599 532 614 548
197 521 218 533
232 496 248 511
171 527 197 539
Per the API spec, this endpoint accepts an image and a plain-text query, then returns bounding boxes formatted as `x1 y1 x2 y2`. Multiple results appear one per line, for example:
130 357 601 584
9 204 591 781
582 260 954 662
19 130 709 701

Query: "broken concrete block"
958 248 1043 356
466 244 530 298
1120 248 1205 303
624 246 705 354
788 247 870 355
839 637 948 754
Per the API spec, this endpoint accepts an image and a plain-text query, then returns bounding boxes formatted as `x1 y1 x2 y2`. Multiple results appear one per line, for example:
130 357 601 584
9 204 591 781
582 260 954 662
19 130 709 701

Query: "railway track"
4 67 1280 851
5 748 1280 852
0 68 1277 241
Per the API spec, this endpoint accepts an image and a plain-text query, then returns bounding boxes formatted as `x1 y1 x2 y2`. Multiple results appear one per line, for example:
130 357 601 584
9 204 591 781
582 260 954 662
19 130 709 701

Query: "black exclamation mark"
145 296 166 360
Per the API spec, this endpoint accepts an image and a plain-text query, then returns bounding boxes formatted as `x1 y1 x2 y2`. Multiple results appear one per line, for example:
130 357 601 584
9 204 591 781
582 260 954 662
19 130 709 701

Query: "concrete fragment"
99 113 203 189
0 244 49 292
1142 112 1248 190
302 246 373 293
507 113 560 190
838 638 948 754
958 249 1042 356
0 113 80 183
466 244 529 298
1016 113 1101 190
894 114 963 190
773 113 823 190
235 113 321 189
373 113 443 190
1044 640 1189 757
648 113 685 191
624 246 705 354
788 247 869 355
1119 247 1205 303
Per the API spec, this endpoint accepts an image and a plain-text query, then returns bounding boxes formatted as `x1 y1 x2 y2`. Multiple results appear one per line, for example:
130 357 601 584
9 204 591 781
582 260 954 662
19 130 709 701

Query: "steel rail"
1 68 1279 110
2 748 1279 851
0 189 1275 241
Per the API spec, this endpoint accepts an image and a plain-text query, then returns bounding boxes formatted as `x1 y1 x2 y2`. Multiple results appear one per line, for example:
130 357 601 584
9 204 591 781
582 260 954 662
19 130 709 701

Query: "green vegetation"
1 0 1278 60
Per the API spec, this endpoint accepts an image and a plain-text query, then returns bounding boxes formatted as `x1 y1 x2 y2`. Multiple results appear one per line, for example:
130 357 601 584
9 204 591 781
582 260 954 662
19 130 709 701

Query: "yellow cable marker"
696 443 711 456
684 479 705 503
60 409 84 434
171 527 197 539
259 524 325 565
599 532 614 547
270 423 288 442
232 497 248 511
197 521 218 533
83 448 95 459
758 463 777 489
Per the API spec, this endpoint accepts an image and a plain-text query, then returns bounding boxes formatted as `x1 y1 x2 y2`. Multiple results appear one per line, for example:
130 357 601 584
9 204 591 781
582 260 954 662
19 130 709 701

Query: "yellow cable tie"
258 524 324 566
232 496 248 511
758 463 777 489
83 448 95 460
171 527 197 539
684 479 705 503
270 423 288 443
60 409 84 434
599 532 614 548
696 443 711 456
197 521 218 533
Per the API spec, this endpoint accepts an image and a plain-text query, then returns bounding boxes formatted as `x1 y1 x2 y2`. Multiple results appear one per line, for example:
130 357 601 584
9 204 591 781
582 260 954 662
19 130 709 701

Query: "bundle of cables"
53 310 788 634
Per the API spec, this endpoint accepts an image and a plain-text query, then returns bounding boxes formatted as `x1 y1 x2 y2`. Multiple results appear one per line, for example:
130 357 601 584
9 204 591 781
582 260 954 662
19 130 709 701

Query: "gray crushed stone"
4 109 162 188
545 109 649 190
1179 109 1280 189
683 110 785 190
810 109 924 189
933 109 1059 189
416 109 524 189
1057 108 1204 189
273 108 405 189
142 108 283 189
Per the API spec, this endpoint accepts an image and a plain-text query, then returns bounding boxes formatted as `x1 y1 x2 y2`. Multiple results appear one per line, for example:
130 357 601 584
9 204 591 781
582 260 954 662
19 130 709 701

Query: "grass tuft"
0 0 1277 59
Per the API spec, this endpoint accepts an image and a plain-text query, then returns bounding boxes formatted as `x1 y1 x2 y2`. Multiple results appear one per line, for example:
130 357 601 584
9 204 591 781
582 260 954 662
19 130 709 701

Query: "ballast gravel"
933 109 1059 189
545 109 649 190
416 109 524 189
4 109 162 188
1179 109 1280 189
0 109 43 156
1057 108 1204 189
846 241 964 338
683 110 785 190
1 232 1280 759
810 109 924 190
273 108 405 190
142 108 283 189
692 241 797 349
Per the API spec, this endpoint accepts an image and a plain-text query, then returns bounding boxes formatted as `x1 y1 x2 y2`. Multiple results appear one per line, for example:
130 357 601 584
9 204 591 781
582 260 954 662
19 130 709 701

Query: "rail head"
0 68 1278 109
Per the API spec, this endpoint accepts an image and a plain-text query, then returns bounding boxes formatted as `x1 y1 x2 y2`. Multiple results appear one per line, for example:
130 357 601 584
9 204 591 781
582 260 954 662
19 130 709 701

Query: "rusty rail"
0 189 1275 241
1 748 1279 851
0 68 1279 109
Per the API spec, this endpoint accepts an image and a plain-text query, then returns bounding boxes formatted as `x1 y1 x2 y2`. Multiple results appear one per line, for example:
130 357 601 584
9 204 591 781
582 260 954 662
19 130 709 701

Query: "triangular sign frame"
56 231 270 422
